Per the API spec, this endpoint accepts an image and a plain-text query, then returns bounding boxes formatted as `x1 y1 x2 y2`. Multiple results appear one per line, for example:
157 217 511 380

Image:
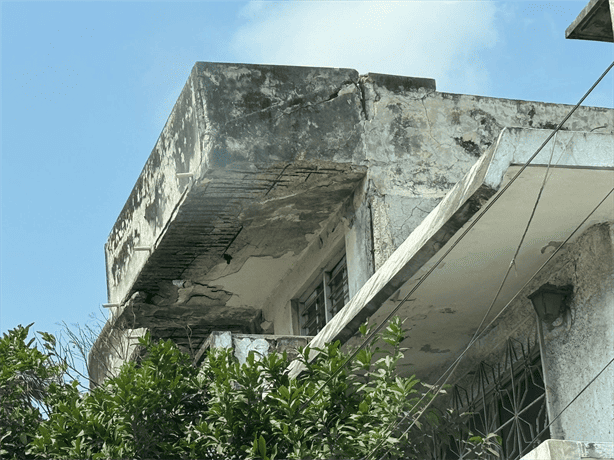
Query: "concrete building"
91 2 613 458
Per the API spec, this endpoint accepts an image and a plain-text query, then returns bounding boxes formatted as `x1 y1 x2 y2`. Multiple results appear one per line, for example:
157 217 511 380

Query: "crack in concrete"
218 80 361 124
358 76 378 121
357 78 369 120
551 132 573 167
278 80 360 117
420 98 443 149
188 281 234 292
398 205 431 239
356 74 436 122
414 89 436 101
182 293 221 302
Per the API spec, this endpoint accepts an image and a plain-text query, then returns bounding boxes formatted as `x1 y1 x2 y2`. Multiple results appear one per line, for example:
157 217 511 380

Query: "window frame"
295 252 349 336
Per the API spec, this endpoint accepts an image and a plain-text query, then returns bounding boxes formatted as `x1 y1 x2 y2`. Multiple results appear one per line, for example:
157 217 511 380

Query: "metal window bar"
301 283 326 336
328 255 349 318
447 329 549 460
298 254 350 336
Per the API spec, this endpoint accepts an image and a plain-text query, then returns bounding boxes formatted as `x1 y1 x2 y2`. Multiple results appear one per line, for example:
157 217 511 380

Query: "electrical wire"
368 185 614 460
363 60 614 459
299 59 614 416
514 356 614 460
369 106 560 460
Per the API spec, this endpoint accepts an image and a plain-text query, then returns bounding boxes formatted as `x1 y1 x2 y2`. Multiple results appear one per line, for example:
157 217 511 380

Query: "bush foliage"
1 318 500 459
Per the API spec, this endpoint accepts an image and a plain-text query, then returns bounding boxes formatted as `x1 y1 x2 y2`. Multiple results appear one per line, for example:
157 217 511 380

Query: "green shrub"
0 324 65 459
2 318 498 459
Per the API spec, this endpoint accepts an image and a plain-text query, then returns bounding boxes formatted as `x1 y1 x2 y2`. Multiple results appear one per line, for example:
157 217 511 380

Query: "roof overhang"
99 62 372 349
95 62 446 359
566 0 613 42
105 63 367 307
289 128 614 381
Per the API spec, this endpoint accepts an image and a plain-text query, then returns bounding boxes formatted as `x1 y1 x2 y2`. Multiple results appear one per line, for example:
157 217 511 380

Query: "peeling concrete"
522 439 614 460
193 330 311 366
94 62 614 388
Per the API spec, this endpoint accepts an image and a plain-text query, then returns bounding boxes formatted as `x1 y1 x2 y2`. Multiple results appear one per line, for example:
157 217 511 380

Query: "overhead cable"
365 60 614 460
300 59 614 416
369 185 614 460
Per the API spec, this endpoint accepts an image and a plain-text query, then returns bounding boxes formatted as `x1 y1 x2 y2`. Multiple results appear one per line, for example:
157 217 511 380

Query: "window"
297 255 349 336
448 334 550 459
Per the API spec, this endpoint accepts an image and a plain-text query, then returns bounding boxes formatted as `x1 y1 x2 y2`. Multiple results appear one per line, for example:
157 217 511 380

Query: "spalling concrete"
93 62 613 390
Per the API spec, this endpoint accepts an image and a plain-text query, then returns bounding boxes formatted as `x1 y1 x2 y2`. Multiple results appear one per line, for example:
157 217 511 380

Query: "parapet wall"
193 330 311 366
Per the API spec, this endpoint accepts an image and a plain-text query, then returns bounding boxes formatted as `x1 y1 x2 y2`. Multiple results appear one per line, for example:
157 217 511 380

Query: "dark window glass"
299 254 349 336
328 255 349 317
301 283 326 336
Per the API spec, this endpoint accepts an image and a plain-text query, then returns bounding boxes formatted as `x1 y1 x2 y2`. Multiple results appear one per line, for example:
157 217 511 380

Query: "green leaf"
278 385 290 399
258 434 267 458
359 400 369 413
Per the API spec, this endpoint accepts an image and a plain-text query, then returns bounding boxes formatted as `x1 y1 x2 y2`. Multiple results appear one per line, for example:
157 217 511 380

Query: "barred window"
447 334 550 460
298 255 349 336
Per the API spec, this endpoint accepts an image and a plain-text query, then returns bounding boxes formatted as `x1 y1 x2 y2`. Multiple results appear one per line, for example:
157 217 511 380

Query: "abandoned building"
90 1 614 458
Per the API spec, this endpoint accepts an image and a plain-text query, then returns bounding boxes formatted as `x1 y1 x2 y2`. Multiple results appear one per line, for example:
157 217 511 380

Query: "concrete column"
344 201 375 300
538 223 614 442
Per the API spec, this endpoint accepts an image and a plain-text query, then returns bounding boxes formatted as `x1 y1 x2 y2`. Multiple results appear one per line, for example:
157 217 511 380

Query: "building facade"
91 2 614 457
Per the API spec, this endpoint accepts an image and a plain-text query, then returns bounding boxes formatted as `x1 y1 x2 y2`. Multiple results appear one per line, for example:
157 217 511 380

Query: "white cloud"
230 0 499 95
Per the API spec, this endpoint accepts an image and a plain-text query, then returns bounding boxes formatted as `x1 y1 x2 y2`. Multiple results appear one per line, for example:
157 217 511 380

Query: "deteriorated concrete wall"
263 73 613 335
88 311 147 388
359 74 613 269
537 222 614 443
193 330 311 366
105 63 365 306
522 440 614 460
94 63 614 385
444 222 614 443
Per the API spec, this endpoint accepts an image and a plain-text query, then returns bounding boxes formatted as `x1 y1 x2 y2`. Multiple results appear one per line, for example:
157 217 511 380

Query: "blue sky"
1 1 613 361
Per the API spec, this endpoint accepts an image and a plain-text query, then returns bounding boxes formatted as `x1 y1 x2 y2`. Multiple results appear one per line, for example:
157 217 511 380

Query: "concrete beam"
566 0 613 42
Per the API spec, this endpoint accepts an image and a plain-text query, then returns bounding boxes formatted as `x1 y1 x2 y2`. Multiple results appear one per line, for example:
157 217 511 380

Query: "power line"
300 59 614 418
369 185 614 460
514 356 614 460
365 60 614 460
369 103 561 460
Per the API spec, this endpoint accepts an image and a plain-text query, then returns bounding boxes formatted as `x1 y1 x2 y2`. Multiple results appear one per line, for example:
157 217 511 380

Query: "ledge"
105 62 367 306
193 330 312 365
521 440 614 460
566 0 613 42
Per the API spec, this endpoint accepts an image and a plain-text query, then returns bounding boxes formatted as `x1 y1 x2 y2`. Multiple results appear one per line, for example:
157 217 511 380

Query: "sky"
1 0 613 370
